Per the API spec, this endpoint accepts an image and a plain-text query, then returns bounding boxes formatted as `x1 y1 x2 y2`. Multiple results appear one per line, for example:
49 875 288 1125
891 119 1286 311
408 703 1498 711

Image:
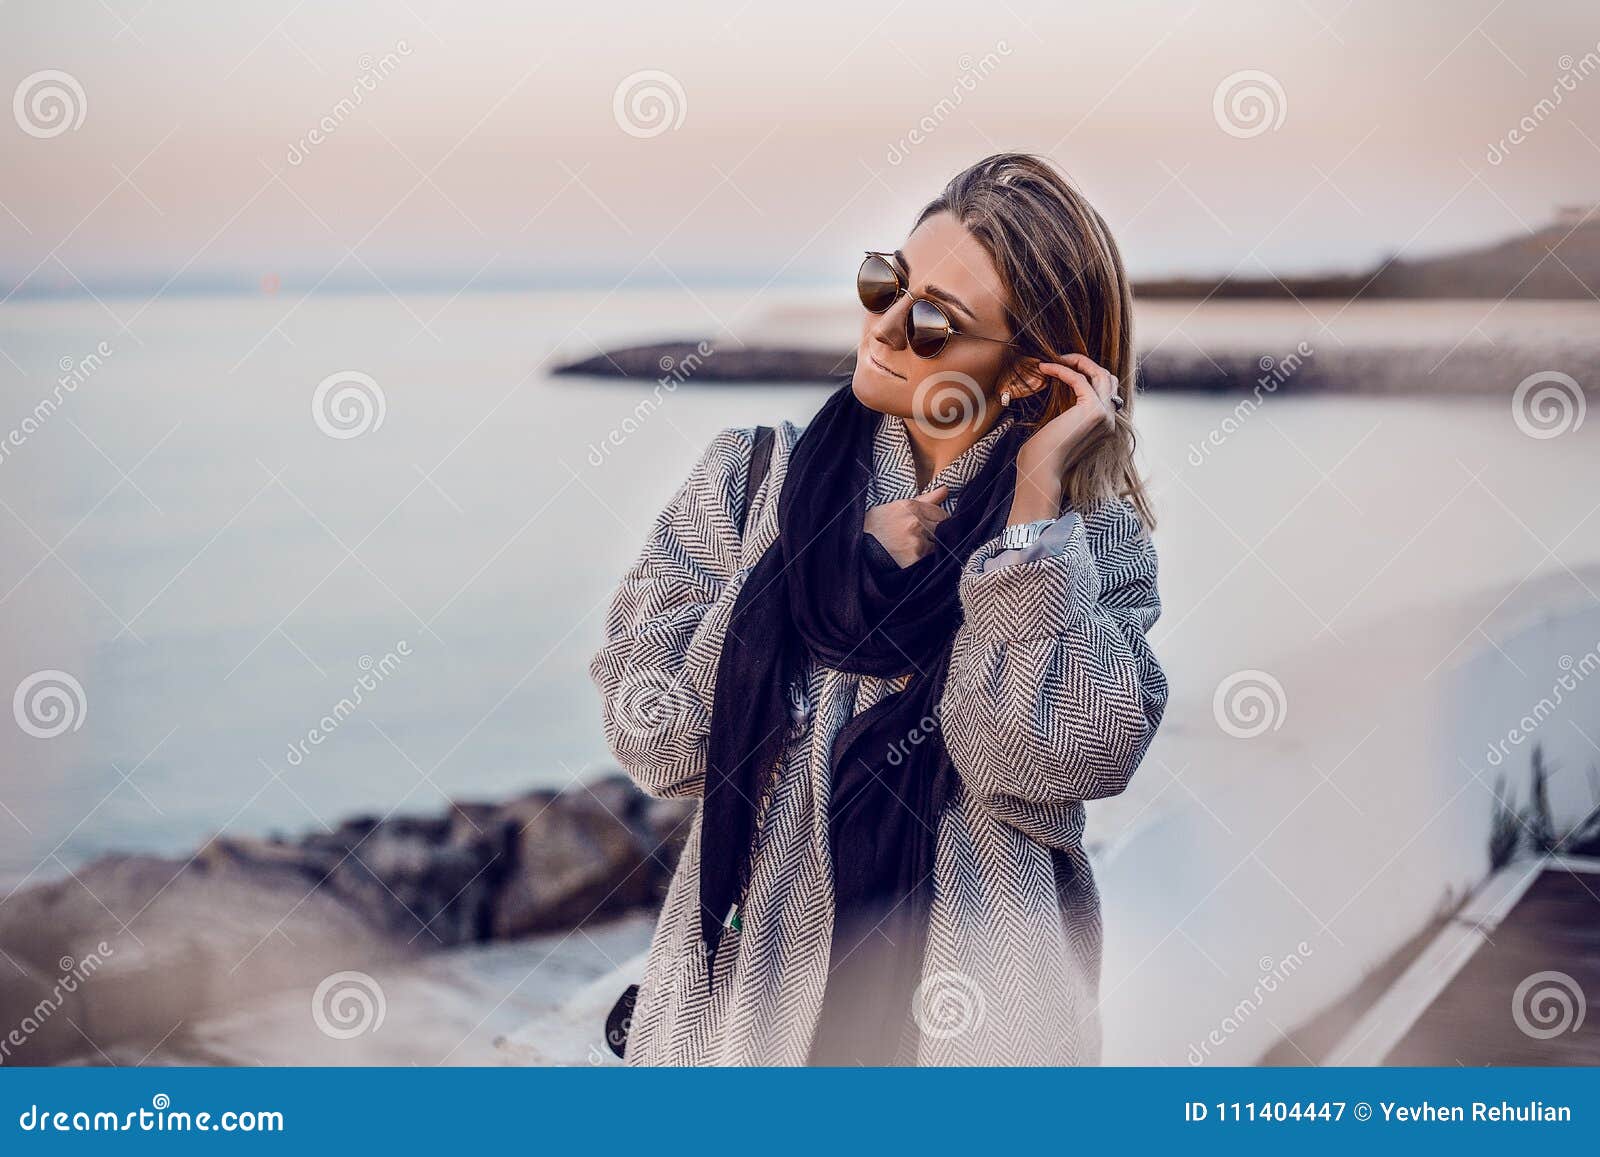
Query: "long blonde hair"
915 152 1154 530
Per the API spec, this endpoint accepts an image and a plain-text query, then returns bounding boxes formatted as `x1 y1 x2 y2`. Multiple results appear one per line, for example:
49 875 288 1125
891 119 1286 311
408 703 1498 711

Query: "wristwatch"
999 518 1055 551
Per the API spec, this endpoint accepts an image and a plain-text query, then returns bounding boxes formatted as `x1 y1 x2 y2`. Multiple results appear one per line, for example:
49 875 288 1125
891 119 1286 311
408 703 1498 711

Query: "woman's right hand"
863 484 949 567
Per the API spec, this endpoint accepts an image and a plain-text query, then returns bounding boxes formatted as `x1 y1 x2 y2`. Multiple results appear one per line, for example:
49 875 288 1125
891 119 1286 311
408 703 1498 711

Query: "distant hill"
1136 207 1600 300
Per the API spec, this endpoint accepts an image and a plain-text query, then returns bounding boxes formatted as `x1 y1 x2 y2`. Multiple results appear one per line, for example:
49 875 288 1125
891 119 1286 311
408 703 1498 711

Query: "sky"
3 0 1599 293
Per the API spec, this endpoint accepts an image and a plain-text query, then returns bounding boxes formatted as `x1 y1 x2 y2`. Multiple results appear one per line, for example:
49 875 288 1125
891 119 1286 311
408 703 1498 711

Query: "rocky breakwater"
0 772 691 1065
553 299 1600 396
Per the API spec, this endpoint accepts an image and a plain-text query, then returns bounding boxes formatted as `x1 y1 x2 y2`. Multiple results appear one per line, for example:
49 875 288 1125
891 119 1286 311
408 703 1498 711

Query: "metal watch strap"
999 518 1055 551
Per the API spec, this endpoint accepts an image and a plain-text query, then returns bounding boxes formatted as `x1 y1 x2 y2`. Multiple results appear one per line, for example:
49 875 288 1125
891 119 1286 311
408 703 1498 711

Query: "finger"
1058 351 1108 381
913 484 951 523
894 522 932 559
1037 360 1096 407
1059 353 1117 404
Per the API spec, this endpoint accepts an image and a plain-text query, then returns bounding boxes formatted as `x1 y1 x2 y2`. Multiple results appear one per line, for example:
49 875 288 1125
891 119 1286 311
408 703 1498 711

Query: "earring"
999 390 1012 406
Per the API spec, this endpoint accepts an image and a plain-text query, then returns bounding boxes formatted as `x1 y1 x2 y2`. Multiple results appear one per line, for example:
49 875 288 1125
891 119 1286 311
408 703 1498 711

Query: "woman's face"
851 210 1017 424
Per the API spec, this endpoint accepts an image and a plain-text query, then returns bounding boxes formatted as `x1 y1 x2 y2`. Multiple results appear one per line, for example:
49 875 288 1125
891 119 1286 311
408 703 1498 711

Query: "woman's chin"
851 363 908 416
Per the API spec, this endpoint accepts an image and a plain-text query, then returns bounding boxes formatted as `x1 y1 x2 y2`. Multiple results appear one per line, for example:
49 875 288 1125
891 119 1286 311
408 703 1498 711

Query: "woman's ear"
1001 358 1049 401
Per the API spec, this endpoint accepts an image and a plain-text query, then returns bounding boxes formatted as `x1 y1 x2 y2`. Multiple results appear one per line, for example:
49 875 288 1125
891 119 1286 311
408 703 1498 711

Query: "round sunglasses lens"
908 297 952 357
857 255 900 313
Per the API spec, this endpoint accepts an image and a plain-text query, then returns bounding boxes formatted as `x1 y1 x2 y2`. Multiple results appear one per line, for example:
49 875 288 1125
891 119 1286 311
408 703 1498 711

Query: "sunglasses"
857 251 1021 359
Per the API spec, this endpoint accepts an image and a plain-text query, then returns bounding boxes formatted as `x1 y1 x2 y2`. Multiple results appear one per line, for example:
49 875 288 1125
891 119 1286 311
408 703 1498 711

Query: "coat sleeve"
588 426 760 799
940 498 1168 848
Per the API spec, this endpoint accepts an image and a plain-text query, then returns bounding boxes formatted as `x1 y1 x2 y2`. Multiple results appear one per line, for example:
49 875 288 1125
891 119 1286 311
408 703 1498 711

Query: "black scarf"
698 377 1032 1065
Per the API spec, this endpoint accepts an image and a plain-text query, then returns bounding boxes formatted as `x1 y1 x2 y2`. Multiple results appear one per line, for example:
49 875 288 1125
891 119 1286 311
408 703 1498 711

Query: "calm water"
1 290 1597 887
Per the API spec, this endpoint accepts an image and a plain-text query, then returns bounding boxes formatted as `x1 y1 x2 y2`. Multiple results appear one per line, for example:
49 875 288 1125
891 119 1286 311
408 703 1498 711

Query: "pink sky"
3 0 1599 290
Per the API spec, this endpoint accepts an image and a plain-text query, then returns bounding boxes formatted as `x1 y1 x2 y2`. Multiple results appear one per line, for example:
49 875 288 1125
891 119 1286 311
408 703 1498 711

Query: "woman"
590 152 1168 1066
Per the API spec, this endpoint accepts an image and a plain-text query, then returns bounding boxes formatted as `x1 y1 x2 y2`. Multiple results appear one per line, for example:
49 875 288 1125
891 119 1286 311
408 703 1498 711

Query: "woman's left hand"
1008 353 1121 520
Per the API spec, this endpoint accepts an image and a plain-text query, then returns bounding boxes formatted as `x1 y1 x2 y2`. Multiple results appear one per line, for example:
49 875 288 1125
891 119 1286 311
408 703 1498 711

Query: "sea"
2 288 1598 896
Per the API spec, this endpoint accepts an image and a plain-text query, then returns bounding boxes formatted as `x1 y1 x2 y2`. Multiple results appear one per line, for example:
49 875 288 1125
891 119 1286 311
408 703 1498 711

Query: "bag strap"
603 428 772 1061
741 425 775 538
605 983 638 1059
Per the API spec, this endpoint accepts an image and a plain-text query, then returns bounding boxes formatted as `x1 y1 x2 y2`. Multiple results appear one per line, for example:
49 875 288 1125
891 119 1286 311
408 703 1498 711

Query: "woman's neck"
901 404 1004 490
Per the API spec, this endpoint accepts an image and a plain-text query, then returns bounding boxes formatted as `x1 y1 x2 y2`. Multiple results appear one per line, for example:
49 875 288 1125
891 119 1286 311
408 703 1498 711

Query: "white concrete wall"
1095 571 1600 1065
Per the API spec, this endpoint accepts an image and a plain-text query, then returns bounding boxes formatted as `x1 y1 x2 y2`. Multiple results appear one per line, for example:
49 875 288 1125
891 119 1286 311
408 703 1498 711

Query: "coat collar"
868 410 1017 508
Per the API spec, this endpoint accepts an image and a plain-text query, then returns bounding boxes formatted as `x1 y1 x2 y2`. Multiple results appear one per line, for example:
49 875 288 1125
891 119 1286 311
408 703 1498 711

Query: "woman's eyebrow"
894 250 981 324
921 284 979 324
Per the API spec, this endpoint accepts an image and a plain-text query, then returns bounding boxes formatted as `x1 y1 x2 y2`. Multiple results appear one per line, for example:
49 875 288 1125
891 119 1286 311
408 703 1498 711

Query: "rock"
0 769 692 1064
0 853 402 1065
295 807 512 945
188 773 693 948
0 956 87 1065
76 937 210 1049
492 788 661 938
553 340 854 383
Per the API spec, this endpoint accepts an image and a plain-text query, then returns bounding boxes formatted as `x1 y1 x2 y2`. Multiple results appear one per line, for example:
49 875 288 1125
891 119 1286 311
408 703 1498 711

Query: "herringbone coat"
589 412 1167 1065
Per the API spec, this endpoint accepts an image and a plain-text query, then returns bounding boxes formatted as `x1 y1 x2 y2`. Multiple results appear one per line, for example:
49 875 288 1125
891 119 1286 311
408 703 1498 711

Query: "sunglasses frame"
857 251 1022 360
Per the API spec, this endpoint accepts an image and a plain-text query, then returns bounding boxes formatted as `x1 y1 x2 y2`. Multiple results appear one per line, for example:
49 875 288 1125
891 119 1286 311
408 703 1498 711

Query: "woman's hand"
864 483 949 567
1008 353 1121 523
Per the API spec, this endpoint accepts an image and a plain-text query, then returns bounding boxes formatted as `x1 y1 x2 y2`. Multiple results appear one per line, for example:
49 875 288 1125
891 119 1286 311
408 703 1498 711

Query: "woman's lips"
868 353 906 380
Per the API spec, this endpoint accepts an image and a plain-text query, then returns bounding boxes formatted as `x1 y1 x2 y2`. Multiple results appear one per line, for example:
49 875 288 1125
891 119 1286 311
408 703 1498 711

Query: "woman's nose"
868 291 909 350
